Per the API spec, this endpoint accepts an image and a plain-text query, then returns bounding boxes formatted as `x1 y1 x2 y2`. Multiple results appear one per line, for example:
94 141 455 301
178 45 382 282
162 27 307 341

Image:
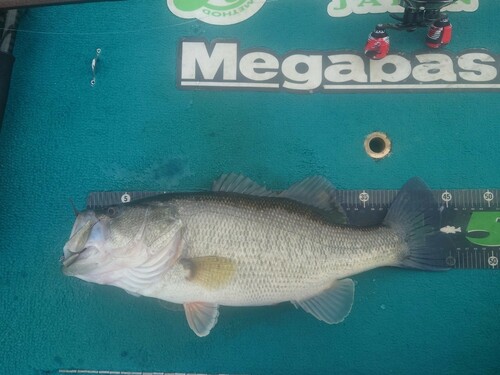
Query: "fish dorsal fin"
279 176 347 224
184 302 219 337
292 278 355 324
212 173 275 197
180 256 236 290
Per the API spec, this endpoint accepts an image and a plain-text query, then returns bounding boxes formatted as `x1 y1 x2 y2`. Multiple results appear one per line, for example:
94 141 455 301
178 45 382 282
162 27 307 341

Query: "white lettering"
370 55 411 82
178 40 500 92
413 54 457 82
239 52 279 81
181 42 237 80
324 55 368 83
282 55 323 90
458 53 498 82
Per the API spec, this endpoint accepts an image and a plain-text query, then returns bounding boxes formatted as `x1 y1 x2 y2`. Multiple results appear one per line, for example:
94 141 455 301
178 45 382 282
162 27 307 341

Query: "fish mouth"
62 252 81 275
62 247 92 269
63 211 98 257
61 246 98 276
62 252 81 268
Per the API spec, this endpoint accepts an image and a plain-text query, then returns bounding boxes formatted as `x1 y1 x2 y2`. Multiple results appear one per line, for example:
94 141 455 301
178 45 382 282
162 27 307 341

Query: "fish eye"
106 206 119 217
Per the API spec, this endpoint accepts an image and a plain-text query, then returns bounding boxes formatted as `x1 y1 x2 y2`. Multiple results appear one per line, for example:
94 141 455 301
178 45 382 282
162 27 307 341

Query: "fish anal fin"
158 300 183 312
180 256 236 290
292 278 355 324
184 302 219 337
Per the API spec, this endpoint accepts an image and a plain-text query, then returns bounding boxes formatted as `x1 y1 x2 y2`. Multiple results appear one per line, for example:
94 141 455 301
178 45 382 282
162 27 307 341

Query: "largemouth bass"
62 174 448 336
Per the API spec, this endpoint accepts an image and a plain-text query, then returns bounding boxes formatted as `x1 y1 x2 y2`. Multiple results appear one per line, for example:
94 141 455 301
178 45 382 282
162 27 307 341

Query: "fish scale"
144 196 404 306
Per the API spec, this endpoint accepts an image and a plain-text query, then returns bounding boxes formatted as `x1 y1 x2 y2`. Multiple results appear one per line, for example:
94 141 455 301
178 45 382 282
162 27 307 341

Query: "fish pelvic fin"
292 278 354 324
384 177 449 271
184 302 219 337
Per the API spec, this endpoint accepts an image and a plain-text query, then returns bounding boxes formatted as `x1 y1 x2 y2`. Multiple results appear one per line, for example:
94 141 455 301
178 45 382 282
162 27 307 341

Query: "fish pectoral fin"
180 256 236 290
292 278 355 324
184 302 219 337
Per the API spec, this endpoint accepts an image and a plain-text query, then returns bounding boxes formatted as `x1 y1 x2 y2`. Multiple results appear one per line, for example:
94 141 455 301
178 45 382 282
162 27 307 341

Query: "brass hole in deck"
365 132 391 159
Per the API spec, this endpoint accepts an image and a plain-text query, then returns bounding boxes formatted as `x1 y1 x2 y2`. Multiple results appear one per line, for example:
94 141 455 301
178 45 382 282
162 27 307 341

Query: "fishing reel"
364 0 456 60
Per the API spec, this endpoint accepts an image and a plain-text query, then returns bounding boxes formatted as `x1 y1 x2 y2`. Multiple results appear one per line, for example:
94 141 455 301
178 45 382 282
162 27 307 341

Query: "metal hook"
91 48 101 87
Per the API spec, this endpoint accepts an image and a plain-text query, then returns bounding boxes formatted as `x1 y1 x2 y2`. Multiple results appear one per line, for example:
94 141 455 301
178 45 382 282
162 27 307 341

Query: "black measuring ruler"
86 188 500 270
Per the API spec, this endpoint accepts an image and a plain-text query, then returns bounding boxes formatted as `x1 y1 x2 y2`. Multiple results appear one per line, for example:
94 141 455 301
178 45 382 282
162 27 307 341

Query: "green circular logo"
172 0 209 12
167 0 266 25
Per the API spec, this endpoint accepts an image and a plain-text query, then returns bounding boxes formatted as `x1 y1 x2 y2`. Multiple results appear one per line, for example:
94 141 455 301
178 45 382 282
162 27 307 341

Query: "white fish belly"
154 198 405 306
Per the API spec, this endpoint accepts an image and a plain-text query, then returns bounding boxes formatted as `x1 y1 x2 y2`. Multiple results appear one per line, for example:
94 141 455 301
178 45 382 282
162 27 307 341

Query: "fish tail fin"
383 177 449 271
